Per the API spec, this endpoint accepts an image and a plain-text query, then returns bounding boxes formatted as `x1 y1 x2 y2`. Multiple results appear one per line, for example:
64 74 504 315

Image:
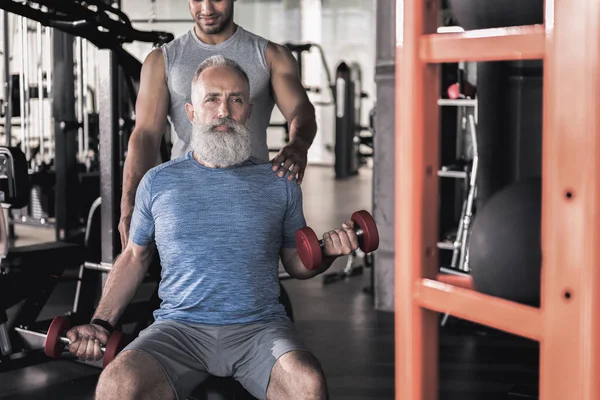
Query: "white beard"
190 117 252 168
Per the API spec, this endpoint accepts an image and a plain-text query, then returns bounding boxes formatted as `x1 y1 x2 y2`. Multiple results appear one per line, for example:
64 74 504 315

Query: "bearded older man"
64 56 360 400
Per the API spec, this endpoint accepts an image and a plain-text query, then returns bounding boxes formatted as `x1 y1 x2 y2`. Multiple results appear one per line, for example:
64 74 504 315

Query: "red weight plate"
103 331 127 368
296 227 322 270
352 210 380 253
44 316 71 358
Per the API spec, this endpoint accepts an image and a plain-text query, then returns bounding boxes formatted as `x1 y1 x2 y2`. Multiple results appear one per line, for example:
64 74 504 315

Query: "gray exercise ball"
468 178 541 306
447 0 544 31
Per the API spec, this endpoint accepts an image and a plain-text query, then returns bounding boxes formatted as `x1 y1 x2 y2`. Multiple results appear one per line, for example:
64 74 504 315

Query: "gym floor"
0 166 538 400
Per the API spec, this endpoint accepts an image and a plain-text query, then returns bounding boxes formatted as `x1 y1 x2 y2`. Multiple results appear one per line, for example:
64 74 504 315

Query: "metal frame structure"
0 0 173 248
52 30 81 241
0 0 172 331
2 10 12 145
395 0 599 399
97 49 121 264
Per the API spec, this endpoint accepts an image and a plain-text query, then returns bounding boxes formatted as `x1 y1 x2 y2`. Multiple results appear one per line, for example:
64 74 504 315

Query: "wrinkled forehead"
194 65 250 97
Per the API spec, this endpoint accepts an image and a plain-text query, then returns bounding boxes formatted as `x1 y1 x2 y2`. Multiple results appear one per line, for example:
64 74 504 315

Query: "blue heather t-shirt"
129 151 306 325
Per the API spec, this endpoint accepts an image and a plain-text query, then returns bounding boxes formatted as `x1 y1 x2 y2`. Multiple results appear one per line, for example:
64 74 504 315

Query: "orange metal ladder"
394 0 600 399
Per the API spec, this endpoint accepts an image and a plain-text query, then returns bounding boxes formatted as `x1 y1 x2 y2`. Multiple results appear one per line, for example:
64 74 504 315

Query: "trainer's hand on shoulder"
271 138 309 184
322 219 359 257
65 324 110 362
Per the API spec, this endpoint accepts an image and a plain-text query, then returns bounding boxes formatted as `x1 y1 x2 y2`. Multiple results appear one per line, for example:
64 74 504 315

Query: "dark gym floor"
0 166 539 400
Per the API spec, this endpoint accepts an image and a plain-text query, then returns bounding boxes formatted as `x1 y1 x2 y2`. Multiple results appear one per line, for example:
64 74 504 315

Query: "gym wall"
120 0 376 166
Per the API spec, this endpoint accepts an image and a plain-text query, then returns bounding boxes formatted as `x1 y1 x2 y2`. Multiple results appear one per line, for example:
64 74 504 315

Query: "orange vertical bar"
395 0 440 399
540 0 600 399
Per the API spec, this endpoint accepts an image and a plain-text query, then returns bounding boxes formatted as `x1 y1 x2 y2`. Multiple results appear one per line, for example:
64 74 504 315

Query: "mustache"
207 117 241 131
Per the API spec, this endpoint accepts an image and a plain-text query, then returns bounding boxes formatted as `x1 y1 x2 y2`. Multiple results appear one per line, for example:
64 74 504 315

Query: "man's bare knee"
295 353 327 399
268 351 327 400
95 350 174 400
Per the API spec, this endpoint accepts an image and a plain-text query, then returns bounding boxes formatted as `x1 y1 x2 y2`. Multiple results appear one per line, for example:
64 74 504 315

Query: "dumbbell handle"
317 227 364 249
58 335 106 352
13 326 107 353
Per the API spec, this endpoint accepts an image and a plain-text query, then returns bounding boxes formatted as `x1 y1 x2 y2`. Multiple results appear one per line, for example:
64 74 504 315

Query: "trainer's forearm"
91 250 151 327
121 130 162 216
288 102 317 150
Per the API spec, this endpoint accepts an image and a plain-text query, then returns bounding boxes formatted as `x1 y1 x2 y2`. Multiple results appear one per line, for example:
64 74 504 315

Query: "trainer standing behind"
119 0 317 248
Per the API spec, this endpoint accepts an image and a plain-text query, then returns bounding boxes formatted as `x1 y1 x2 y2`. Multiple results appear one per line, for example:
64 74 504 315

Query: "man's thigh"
97 349 174 400
222 318 314 400
119 319 216 400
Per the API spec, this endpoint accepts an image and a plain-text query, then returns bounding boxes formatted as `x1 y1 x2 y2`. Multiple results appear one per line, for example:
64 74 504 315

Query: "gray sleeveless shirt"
161 26 275 161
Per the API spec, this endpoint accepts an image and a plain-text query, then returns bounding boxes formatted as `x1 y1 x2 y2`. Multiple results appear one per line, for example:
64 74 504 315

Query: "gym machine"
0 146 85 372
0 0 174 239
0 0 172 371
333 61 373 180
268 42 335 153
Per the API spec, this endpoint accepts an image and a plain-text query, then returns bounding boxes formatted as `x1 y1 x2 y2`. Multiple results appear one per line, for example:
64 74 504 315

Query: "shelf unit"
394 1 600 399
435 92 477 272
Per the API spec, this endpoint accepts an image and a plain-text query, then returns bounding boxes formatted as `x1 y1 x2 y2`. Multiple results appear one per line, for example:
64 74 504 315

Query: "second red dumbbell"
296 210 379 270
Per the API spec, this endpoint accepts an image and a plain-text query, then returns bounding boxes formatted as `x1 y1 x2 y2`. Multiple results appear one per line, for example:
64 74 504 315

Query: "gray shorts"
120 317 310 400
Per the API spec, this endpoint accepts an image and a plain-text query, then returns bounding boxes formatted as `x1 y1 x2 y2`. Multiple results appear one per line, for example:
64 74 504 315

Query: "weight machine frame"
394 1 600 399
0 1 173 360
0 0 173 243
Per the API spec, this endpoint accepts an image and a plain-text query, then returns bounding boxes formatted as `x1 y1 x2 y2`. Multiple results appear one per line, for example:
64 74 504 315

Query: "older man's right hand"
66 324 110 362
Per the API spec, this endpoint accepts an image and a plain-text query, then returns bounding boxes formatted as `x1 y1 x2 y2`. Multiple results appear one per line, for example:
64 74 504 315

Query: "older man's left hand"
271 138 309 184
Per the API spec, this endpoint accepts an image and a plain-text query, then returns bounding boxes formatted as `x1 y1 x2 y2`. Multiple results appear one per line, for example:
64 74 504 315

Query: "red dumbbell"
296 210 379 270
44 316 128 368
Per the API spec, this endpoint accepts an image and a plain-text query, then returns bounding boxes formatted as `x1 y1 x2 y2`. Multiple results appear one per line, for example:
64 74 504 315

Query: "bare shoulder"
140 48 166 82
265 41 297 71
143 48 165 69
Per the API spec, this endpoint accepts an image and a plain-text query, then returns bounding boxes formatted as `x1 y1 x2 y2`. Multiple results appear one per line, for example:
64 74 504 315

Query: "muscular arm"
91 242 155 327
267 42 317 182
120 48 169 242
280 248 335 280
267 42 316 148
